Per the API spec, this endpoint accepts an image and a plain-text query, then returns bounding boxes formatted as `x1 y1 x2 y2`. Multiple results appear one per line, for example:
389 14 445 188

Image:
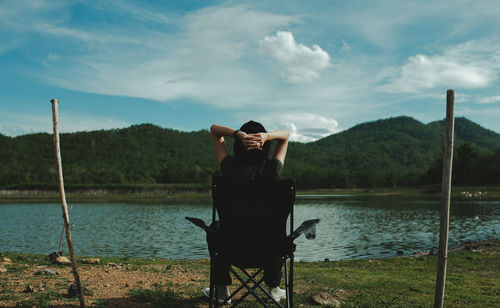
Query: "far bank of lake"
1 185 499 203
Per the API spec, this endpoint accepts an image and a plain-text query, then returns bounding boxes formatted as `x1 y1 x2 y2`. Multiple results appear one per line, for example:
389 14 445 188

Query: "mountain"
1 117 499 189
282 117 440 187
282 116 500 187
427 117 500 151
0 124 217 188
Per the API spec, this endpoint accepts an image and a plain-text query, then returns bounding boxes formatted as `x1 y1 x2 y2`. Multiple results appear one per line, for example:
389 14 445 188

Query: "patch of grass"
0 252 52 266
128 284 182 307
4 265 30 273
0 293 19 301
15 288 61 308
0 188 211 204
37 289 61 306
291 249 499 307
93 298 108 308
100 255 177 266
14 302 35 308
296 185 500 200
0 278 8 289
0 278 18 301
1 246 498 307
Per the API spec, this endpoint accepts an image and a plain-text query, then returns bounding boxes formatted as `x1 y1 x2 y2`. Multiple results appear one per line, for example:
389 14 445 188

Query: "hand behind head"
243 133 264 151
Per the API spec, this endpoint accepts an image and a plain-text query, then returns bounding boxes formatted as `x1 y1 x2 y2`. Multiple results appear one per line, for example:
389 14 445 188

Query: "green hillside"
0 125 218 188
284 117 443 187
282 116 500 187
1 117 499 189
427 117 500 151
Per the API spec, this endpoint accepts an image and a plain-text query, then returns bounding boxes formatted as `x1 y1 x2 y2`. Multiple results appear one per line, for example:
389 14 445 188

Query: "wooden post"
434 89 455 308
51 99 86 308
58 204 73 253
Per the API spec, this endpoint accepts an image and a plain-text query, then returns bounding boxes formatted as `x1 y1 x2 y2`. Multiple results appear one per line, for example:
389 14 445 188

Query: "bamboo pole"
51 99 86 308
58 204 73 253
434 89 455 308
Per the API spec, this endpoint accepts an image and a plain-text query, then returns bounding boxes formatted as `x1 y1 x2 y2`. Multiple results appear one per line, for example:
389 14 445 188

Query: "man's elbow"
210 124 217 134
283 130 290 140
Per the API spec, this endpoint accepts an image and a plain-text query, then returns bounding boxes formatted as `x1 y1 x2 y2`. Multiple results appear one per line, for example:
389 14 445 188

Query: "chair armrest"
185 217 220 233
289 219 320 240
185 217 210 231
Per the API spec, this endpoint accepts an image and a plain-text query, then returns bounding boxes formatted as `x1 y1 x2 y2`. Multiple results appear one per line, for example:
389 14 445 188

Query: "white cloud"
184 5 298 60
258 113 339 142
477 95 500 104
454 93 474 104
0 1 429 130
3 1 500 135
0 0 141 51
28 4 300 109
91 0 173 24
455 105 500 132
47 53 59 60
259 31 330 84
323 0 500 50
35 22 139 44
341 39 351 52
0 112 130 136
381 40 500 93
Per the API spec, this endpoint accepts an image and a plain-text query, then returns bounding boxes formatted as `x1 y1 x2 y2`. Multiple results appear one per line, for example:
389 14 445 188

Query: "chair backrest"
211 176 296 267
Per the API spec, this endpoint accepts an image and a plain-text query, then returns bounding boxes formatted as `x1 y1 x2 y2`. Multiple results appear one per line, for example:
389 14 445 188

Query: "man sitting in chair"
205 121 290 303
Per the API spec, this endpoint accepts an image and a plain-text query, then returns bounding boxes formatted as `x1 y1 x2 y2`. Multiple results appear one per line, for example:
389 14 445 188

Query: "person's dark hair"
234 120 271 164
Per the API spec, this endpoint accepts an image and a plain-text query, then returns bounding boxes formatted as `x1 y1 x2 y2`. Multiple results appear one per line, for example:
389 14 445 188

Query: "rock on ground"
81 258 100 264
312 292 341 307
34 268 59 275
68 284 89 297
47 251 63 262
24 285 35 293
1 257 12 264
54 256 71 265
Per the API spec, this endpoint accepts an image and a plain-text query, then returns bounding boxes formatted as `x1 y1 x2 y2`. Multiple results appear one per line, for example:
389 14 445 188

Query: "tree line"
1 117 499 190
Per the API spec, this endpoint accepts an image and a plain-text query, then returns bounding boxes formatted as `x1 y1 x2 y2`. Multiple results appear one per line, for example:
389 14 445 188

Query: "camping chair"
186 176 320 307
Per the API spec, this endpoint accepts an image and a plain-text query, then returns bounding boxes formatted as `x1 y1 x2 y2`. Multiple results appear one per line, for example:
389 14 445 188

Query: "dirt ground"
1 239 499 307
0 258 211 307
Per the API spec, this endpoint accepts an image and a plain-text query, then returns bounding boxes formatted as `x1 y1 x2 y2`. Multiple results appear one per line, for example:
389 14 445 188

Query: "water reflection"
0 197 498 261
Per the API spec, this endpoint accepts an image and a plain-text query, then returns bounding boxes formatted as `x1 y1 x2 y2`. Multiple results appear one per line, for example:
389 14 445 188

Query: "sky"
1 0 500 142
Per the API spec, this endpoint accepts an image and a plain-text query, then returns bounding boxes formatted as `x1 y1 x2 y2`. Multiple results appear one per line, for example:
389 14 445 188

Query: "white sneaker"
269 287 287 301
203 286 232 304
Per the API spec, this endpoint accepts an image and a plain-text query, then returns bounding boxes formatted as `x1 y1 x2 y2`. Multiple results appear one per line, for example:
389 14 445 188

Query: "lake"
0 196 498 261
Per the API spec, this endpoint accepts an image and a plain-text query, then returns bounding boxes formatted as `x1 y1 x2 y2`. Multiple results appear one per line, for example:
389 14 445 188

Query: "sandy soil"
0 259 210 307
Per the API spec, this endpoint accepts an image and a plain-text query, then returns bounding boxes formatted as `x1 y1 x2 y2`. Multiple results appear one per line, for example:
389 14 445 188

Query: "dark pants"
214 257 283 288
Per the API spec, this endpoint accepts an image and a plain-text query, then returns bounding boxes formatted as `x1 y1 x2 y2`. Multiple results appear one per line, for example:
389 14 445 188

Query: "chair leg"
228 269 262 303
211 254 289 307
209 260 214 308
290 255 294 308
229 267 269 307
232 277 267 307
215 285 220 308
238 269 272 300
209 255 220 308
233 267 290 308
284 259 290 308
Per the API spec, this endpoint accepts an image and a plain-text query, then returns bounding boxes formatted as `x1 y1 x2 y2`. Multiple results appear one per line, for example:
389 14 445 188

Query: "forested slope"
283 116 500 187
1 117 499 189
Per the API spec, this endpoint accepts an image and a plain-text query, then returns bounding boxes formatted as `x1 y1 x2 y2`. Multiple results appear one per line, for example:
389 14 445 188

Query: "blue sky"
1 0 500 142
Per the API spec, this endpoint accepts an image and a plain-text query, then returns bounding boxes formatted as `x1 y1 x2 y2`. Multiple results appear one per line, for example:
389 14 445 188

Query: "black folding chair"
186 176 320 307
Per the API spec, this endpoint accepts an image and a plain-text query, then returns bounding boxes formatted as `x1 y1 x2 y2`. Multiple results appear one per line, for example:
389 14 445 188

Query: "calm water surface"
1 196 498 261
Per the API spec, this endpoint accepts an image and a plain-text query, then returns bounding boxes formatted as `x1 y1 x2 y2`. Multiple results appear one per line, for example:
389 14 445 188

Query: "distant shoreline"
1 185 499 203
